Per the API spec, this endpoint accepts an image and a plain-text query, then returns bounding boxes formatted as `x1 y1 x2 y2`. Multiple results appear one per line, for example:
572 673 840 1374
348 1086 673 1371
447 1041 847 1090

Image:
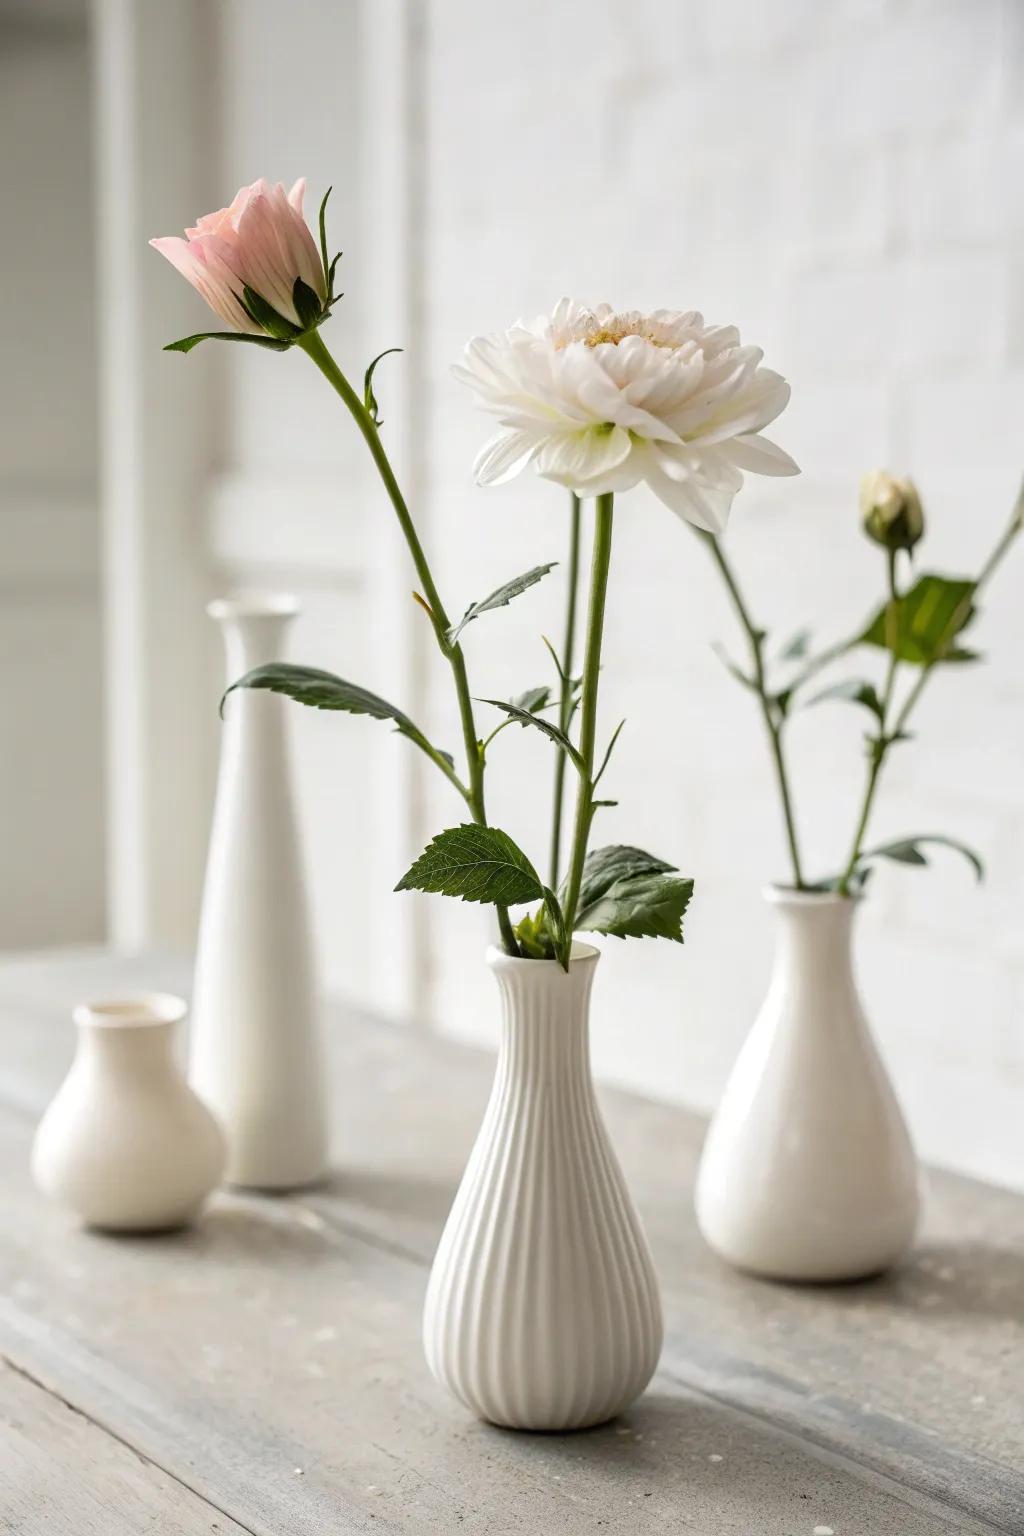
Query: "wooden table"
0 950 1021 1535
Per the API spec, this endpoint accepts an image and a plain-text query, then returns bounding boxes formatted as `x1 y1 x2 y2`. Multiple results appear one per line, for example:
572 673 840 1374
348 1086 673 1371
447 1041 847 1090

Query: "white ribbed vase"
695 888 921 1282
423 943 663 1431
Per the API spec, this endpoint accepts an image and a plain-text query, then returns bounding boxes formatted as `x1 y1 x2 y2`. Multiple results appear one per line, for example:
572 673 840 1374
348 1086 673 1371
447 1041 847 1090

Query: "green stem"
838 549 901 895
298 329 519 955
549 492 582 888
702 532 806 889
561 494 615 950
839 482 1024 894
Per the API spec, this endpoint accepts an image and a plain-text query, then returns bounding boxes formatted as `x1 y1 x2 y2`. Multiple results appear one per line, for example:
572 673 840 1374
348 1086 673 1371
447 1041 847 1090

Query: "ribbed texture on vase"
423 946 663 1430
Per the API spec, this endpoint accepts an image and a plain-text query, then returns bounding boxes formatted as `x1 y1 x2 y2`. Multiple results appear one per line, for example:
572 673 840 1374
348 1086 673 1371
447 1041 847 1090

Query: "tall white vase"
190 595 328 1190
695 888 920 1282
424 943 663 1431
32 994 225 1231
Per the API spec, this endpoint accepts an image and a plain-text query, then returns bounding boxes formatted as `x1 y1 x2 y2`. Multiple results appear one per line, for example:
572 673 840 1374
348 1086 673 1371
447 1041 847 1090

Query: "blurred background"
2 0 1021 1185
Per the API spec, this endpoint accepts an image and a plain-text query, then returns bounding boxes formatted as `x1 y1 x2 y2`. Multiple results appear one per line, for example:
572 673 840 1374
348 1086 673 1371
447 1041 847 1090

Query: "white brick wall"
410 0 1024 1189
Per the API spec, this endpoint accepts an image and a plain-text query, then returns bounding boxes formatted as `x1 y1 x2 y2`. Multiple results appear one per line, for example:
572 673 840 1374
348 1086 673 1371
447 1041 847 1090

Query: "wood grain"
0 949 1021 1534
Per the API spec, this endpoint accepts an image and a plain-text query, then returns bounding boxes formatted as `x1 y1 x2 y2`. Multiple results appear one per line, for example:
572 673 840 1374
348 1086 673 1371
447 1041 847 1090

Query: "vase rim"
762 884 860 908
73 992 187 1031
486 940 601 971
207 592 300 623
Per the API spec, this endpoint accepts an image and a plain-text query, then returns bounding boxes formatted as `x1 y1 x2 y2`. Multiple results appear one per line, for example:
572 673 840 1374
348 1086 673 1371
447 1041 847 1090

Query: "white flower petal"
473 430 543 486
535 424 632 486
725 433 801 476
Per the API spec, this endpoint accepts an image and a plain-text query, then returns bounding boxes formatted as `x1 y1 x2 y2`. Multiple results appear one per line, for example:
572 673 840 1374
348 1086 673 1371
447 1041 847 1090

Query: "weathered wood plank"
0 949 1021 1533
0 1356 252 1535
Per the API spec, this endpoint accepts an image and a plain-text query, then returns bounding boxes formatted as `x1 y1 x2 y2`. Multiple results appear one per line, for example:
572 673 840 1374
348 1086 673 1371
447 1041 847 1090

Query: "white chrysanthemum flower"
454 300 799 532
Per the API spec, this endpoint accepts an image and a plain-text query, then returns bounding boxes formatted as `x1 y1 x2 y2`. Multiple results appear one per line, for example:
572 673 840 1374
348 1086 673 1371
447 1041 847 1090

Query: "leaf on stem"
858 573 979 666
364 347 403 427
570 845 694 943
221 663 452 770
509 685 552 714
447 563 557 647
858 835 984 881
711 642 757 691
778 628 812 661
164 332 292 354
807 677 885 722
477 698 586 773
395 824 544 906
593 720 626 788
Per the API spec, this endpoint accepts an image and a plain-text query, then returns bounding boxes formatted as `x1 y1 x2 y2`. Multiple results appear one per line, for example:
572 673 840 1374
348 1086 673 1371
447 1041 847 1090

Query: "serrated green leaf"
221 663 449 767
395 824 543 906
292 276 323 330
478 698 585 773
808 677 885 721
509 685 552 714
448 563 557 647
364 347 402 427
241 285 300 340
164 331 292 354
571 845 676 920
859 573 978 666
317 185 332 288
577 871 695 943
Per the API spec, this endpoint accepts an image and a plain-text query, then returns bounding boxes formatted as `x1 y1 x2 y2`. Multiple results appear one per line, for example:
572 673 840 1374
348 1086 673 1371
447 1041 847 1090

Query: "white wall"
0 0 104 948
101 0 1023 1190
412 0 1024 1189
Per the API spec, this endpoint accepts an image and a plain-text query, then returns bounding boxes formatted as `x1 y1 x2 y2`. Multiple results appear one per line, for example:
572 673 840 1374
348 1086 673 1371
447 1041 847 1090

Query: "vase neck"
489 948 599 1090
765 891 862 1025
75 1017 178 1079
208 596 299 681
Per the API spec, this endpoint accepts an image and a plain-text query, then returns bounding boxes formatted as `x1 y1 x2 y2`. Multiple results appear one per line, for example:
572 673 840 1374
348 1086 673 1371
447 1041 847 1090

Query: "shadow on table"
316 1165 455 1228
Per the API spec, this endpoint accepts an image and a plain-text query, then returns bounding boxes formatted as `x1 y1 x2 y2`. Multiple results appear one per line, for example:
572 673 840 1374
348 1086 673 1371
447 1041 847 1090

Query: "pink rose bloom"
150 177 325 332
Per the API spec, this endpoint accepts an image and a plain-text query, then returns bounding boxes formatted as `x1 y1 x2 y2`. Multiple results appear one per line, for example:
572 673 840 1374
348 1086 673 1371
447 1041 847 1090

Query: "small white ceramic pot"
32 994 225 1231
423 943 663 1431
695 887 921 1282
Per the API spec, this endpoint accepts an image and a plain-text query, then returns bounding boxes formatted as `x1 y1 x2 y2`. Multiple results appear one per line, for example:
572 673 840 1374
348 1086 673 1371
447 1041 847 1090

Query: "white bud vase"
695 888 921 1281
190 595 328 1190
31 995 225 1230
423 943 663 1430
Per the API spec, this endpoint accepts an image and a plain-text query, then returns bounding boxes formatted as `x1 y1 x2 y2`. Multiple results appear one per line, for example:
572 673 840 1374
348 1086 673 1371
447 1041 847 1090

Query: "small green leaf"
478 698 585 773
858 574 978 666
712 642 757 692
778 628 812 661
317 185 332 288
541 886 569 969
395 824 543 906
241 285 300 340
327 252 343 298
509 685 552 714
859 835 984 882
808 677 885 721
447 563 557 647
163 331 292 354
364 347 402 427
514 907 558 960
593 719 626 789
292 276 323 330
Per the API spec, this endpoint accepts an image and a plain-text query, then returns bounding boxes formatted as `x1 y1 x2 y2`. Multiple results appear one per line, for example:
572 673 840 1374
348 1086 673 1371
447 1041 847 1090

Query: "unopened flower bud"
860 471 924 553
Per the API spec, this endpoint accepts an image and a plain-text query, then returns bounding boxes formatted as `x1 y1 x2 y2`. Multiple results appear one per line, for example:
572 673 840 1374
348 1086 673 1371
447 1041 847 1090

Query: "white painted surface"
0 1 104 948
412 0 1024 1192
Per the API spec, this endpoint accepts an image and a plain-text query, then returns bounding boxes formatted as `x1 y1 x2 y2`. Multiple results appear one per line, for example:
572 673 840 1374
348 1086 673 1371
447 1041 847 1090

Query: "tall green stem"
549 492 582 887
298 329 518 955
838 549 901 894
839 483 1023 893
561 494 615 941
702 532 806 889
